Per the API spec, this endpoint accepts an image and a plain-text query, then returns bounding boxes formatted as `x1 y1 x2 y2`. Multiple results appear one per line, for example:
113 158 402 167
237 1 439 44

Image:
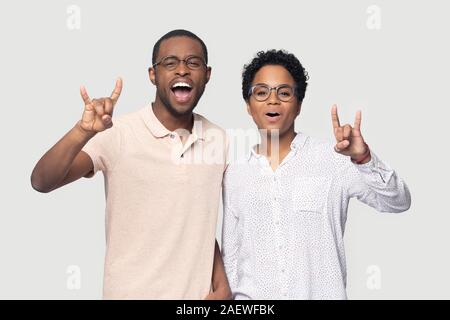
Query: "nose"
175 60 190 76
267 88 280 104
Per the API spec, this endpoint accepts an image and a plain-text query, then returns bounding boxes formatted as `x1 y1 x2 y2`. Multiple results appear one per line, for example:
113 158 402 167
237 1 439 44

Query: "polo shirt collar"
191 113 205 141
143 104 204 140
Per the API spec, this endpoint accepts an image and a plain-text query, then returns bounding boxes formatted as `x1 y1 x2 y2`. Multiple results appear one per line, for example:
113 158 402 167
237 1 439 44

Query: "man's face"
149 36 211 117
246 65 301 135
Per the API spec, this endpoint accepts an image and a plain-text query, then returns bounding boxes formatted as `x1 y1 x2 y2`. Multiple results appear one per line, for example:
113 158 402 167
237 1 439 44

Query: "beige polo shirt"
82 104 227 299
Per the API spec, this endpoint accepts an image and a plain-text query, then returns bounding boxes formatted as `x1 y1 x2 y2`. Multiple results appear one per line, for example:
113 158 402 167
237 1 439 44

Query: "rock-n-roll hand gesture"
331 104 371 164
78 78 123 133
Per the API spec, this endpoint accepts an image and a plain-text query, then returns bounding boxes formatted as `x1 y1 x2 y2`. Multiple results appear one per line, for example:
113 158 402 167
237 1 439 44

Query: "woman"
221 50 411 299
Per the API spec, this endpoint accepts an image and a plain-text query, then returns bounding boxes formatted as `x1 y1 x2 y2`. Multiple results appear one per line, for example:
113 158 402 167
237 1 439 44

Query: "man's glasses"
248 84 296 102
152 55 207 71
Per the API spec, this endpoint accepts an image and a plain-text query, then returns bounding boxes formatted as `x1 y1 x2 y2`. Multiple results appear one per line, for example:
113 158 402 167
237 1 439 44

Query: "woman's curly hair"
242 49 309 102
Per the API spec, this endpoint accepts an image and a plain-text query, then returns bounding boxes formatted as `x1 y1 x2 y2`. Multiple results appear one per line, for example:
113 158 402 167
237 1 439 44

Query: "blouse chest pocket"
290 176 331 215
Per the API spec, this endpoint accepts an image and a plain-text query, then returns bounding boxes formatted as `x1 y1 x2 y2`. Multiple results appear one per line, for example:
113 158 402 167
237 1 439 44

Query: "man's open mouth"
266 112 280 117
171 81 193 103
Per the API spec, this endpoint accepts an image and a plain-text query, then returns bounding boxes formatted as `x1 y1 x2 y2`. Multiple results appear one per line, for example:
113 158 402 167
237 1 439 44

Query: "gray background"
1 0 449 299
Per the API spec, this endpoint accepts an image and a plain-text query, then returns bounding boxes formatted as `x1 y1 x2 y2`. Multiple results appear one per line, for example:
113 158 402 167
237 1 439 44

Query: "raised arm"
331 104 411 213
31 78 123 193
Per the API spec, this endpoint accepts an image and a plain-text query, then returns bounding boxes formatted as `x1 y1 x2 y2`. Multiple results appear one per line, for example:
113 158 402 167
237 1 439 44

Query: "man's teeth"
172 82 192 89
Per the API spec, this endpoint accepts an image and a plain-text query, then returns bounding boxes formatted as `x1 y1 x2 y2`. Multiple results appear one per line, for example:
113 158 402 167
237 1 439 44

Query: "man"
31 29 231 299
221 50 411 299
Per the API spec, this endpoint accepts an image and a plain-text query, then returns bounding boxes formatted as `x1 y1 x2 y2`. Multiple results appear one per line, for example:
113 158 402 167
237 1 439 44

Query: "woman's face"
246 64 301 136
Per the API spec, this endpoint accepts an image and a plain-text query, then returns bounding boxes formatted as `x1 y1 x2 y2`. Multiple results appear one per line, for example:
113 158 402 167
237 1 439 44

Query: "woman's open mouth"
171 81 193 104
265 112 281 122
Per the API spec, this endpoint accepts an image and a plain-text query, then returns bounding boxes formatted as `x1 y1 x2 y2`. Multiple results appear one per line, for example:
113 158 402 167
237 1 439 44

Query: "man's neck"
152 99 193 133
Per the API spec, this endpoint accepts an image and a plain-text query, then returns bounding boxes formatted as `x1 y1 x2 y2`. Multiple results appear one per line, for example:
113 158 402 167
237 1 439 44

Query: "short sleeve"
81 125 122 176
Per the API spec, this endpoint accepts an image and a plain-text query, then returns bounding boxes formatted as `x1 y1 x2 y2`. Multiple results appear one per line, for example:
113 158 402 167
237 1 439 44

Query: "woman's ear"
296 101 302 116
246 101 252 116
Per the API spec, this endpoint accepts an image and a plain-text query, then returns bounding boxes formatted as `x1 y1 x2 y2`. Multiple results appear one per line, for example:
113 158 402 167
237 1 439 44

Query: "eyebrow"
253 83 293 87
162 54 204 60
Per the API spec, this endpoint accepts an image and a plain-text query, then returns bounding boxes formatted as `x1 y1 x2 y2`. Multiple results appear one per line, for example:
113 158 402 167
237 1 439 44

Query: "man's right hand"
79 78 123 133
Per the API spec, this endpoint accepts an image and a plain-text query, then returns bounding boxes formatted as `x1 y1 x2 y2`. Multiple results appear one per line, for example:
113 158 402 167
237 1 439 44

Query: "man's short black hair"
152 29 208 65
242 49 309 102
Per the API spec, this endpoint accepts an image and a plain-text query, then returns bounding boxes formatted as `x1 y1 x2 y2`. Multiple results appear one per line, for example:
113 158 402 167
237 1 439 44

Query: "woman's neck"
258 127 296 170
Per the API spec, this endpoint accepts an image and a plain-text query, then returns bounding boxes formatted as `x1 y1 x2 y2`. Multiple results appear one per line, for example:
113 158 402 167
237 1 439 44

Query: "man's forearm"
31 122 95 192
211 240 231 296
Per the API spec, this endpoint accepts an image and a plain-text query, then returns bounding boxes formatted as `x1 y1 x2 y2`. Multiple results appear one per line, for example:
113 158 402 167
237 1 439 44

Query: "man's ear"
205 66 212 84
149 67 156 85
